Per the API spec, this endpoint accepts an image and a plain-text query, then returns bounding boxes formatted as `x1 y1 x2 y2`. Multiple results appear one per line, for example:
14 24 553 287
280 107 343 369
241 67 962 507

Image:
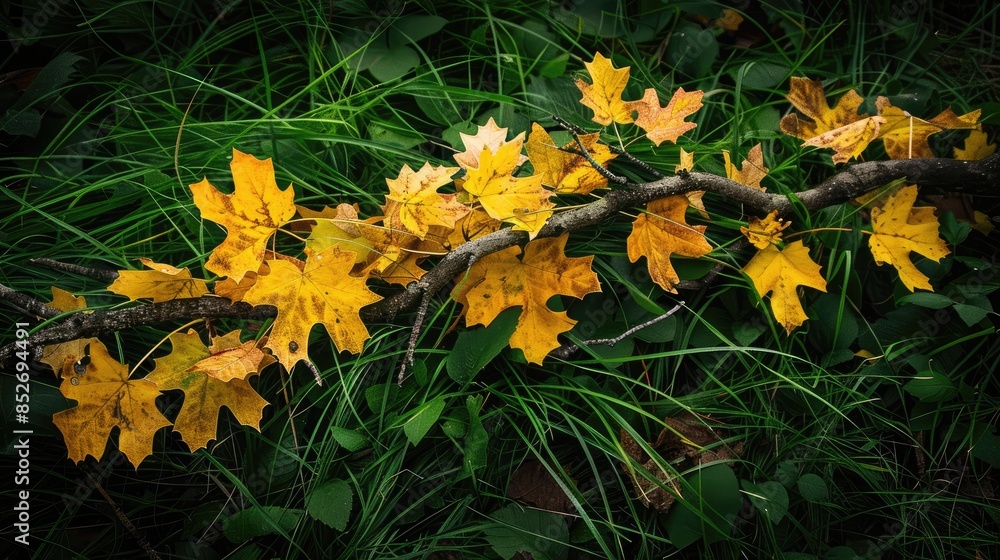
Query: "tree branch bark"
3 153 998 368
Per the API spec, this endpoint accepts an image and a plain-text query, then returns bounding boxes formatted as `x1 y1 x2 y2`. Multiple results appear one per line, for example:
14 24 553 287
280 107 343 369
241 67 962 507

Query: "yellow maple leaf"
627 87 704 146
524 123 617 194
460 134 554 236
108 258 209 302
454 117 528 170
434 208 503 250
383 162 468 239
576 52 634 126
146 330 269 451
723 143 769 191
741 211 791 250
52 340 172 467
875 97 980 159
191 330 275 382
241 247 382 369
955 129 996 161
49 286 87 313
213 262 268 302
627 196 712 294
190 149 296 282
743 241 827 334
780 77 885 163
38 288 94 375
868 185 950 291
354 222 431 286
454 234 601 364
301 204 373 264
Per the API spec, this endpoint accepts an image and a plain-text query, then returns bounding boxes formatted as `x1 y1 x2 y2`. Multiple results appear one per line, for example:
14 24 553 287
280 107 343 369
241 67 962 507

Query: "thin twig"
551 114 663 178
569 132 633 186
86 472 162 560
552 301 685 359
398 288 434 386
30 258 120 283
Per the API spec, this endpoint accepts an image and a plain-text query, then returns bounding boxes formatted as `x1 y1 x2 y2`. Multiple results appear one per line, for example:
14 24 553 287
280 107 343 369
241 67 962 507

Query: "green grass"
2 1 1000 558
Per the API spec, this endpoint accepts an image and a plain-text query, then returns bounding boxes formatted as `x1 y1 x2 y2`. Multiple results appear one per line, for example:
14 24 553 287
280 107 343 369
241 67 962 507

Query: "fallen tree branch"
2 153 998 368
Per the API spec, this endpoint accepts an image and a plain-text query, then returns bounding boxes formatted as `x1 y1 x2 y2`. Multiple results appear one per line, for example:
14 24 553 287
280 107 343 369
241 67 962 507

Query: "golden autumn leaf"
801 116 886 164
955 129 996 161
213 262 268 302
455 234 601 364
743 240 828 334
383 162 469 238
435 208 503 250
675 149 708 218
190 149 296 282
741 211 791 250
576 52 634 126
723 143 769 191
107 258 209 303
52 340 171 467
780 77 885 163
146 330 269 451
39 288 95 376
627 87 704 146
192 330 275 382
780 77 868 139
49 286 87 313
875 97 980 159
627 196 712 294
524 123 616 194
868 185 950 291
302 204 374 264
454 117 528 170
460 134 554 236
354 222 431 286
241 247 382 369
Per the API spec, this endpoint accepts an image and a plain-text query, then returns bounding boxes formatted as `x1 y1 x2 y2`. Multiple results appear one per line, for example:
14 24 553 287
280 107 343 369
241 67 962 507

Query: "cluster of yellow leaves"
780 77 980 163
743 78 989 331
575 52 704 145
43 53 993 468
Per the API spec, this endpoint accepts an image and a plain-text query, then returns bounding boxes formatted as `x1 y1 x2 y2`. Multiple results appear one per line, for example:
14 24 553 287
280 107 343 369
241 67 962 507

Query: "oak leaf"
741 211 791 250
190 149 296 282
868 185 950 291
875 97 980 159
108 258 209 302
145 330 269 451
724 144 768 191
52 340 171 467
454 117 528 170
524 123 616 194
627 196 712 294
383 162 468 239
576 52 634 126
241 247 382 369
455 234 601 364
743 240 827 333
627 87 704 146
460 134 554 236
780 77 885 163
